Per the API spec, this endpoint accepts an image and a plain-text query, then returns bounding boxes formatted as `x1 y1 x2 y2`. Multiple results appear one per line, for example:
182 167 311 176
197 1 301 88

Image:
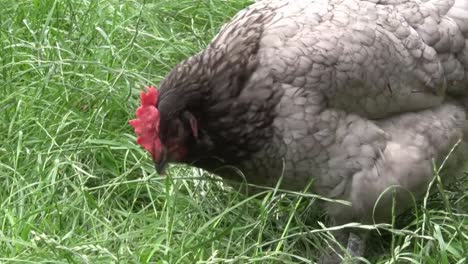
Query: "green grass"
0 0 467 263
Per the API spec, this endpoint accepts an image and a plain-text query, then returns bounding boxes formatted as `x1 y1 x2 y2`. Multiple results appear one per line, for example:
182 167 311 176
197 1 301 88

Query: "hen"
130 0 468 262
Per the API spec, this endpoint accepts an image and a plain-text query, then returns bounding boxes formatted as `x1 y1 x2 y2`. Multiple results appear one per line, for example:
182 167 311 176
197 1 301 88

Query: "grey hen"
129 0 468 262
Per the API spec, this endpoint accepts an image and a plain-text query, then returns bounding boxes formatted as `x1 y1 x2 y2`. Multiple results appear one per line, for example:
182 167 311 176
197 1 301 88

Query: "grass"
0 0 467 263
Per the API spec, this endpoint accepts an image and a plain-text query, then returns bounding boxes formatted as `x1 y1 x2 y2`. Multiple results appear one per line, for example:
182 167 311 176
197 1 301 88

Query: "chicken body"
153 0 468 261
192 0 468 223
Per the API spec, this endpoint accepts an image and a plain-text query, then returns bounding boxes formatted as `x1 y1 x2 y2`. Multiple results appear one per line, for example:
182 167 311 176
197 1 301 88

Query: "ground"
0 0 467 263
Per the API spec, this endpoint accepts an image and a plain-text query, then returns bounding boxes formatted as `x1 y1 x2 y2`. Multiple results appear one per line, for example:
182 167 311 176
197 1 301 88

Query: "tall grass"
0 0 467 263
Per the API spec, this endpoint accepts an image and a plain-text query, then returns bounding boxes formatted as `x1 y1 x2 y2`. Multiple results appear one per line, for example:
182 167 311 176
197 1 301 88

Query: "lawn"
0 0 467 263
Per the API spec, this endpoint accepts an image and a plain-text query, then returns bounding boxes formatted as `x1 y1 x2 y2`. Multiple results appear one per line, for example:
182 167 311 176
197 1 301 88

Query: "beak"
155 147 168 175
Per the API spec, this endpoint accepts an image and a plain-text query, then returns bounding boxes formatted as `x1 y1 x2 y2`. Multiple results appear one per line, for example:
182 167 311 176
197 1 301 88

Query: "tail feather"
419 0 468 94
445 0 468 35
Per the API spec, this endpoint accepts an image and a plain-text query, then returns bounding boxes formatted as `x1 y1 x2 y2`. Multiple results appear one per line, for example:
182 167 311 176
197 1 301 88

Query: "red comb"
129 86 162 161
